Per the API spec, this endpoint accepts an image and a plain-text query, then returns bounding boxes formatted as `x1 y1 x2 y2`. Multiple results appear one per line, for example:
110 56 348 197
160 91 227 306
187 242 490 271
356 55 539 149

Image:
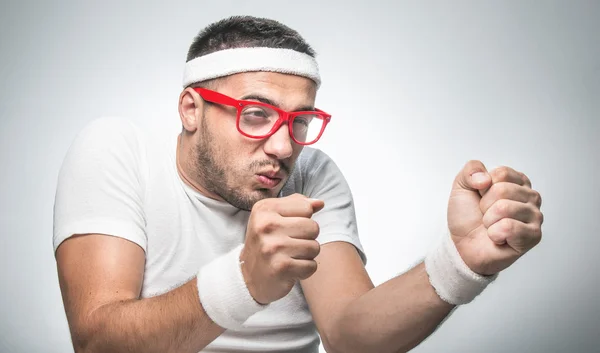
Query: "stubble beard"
192 117 284 211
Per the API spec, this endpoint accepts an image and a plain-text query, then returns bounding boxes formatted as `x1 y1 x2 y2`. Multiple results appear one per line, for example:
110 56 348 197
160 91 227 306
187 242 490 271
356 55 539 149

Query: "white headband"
182 47 321 88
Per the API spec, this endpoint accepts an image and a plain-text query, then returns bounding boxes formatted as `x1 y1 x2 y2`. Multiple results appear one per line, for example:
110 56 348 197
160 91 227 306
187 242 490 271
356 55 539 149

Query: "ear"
178 87 204 133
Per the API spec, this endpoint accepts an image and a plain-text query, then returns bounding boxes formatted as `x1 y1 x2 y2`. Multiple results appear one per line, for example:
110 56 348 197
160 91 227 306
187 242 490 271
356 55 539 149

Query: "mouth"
256 170 285 188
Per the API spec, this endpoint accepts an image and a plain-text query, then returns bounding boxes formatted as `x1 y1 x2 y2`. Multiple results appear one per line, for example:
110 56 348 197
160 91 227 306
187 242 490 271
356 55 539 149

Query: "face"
178 71 317 210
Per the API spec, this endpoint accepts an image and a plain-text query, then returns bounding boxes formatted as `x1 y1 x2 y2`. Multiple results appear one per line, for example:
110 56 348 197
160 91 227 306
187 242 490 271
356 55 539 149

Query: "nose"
263 124 294 160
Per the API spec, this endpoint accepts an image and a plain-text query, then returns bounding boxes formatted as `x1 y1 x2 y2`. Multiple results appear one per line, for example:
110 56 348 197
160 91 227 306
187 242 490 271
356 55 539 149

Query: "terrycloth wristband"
424 232 498 305
197 244 267 330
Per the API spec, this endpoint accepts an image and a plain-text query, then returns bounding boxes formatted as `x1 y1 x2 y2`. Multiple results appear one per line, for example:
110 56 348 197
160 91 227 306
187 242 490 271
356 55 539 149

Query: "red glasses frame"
193 87 331 145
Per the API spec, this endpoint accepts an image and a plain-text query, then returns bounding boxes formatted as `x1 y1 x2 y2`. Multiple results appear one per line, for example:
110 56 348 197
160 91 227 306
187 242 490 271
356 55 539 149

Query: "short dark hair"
186 15 316 63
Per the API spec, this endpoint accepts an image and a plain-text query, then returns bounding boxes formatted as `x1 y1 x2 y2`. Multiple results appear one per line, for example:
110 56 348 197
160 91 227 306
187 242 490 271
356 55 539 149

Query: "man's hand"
448 160 544 275
240 193 324 304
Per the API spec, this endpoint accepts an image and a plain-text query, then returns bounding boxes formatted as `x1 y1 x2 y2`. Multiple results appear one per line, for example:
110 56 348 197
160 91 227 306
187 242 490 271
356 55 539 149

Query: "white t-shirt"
53 117 366 353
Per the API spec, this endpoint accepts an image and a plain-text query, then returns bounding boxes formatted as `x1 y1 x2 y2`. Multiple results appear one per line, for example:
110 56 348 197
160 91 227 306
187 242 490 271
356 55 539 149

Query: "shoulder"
58 117 150 189
65 117 147 161
296 147 336 175
74 116 144 144
298 147 345 181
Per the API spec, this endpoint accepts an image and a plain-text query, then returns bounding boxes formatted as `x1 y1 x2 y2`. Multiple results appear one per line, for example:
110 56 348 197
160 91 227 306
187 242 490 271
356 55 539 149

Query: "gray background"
1 0 599 352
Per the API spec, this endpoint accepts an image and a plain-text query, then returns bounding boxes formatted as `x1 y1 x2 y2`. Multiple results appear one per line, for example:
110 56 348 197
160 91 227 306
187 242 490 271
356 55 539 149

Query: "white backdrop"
1 1 599 352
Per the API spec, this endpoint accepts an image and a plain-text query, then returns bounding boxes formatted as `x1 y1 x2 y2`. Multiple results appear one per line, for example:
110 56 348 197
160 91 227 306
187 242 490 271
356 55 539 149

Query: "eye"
242 107 269 118
293 115 314 127
294 118 308 127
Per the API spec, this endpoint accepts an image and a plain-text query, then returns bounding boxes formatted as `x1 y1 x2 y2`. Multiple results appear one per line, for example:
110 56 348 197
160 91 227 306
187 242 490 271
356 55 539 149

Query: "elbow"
69 331 93 353
318 318 347 353
69 324 100 353
320 335 342 353
68 309 109 353
320 322 362 353
322 334 364 353
71 327 119 353
322 321 411 353
324 336 410 353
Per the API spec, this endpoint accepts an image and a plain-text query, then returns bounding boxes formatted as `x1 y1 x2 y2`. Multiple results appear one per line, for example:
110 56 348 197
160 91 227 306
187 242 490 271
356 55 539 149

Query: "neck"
175 134 224 202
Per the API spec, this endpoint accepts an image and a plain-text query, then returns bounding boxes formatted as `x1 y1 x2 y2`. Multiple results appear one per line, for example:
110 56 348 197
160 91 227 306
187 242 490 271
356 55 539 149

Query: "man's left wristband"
197 244 268 330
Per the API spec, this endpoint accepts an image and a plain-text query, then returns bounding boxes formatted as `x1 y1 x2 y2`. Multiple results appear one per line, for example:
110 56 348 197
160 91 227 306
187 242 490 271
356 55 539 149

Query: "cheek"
287 145 304 165
219 130 262 174
211 113 245 153
292 145 304 158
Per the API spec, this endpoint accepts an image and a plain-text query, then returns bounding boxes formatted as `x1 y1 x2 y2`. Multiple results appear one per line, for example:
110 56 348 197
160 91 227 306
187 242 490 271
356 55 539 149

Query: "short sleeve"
53 117 148 253
284 148 366 264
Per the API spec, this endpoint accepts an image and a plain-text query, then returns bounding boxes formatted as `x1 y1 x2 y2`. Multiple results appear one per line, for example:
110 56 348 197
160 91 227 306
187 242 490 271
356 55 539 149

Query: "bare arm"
56 234 224 353
302 162 544 353
301 242 453 353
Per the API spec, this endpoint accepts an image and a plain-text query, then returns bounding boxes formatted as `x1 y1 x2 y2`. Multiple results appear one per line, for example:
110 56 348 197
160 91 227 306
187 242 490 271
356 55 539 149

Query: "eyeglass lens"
239 104 325 143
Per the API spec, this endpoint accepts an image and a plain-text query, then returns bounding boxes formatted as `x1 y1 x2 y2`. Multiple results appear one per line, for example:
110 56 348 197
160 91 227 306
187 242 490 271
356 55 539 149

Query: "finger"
519 172 533 189
288 259 318 280
286 239 321 260
489 166 526 186
287 193 325 213
487 218 542 254
453 160 492 195
480 182 542 213
308 198 325 213
280 217 320 240
482 199 542 228
268 194 318 218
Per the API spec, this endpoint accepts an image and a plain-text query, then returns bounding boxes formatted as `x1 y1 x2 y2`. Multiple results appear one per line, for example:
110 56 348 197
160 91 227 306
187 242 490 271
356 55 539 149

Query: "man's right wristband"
196 244 267 330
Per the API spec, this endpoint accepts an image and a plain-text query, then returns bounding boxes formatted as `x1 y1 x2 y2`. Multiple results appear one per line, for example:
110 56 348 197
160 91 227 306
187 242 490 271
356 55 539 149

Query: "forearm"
328 263 453 353
75 279 224 353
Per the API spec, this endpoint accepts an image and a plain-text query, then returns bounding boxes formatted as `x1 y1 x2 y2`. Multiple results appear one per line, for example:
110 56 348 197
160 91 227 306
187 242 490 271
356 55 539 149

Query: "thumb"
307 198 325 213
454 160 492 196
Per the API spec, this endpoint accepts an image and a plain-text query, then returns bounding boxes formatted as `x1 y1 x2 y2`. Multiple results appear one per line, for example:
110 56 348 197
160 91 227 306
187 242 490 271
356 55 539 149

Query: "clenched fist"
240 193 324 305
448 161 544 276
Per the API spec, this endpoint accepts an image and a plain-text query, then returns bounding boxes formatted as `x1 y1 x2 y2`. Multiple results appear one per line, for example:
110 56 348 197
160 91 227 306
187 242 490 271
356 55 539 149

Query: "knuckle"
309 240 321 257
487 226 502 242
300 261 318 279
499 218 514 234
252 198 268 212
272 258 291 274
533 209 544 225
495 167 510 181
261 239 284 257
310 220 320 238
493 183 509 199
529 225 543 247
487 184 509 205
538 211 544 225
255 216 278 234
301 202 313 216
308 261 318 274
291 193 308 203
495 199 511 217
531 190 542 207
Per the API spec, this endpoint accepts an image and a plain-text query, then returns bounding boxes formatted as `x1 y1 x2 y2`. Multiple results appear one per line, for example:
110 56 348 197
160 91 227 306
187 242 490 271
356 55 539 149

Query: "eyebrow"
240 94 315 112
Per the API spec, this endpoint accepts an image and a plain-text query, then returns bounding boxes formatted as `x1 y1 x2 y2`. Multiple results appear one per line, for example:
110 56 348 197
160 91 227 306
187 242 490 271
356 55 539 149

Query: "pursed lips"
256 170 285 188
257 170 285 179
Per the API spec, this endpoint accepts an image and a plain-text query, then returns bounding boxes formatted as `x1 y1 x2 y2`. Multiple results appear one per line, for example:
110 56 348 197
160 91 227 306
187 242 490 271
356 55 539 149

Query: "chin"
228 185 284 211
254 188 280 199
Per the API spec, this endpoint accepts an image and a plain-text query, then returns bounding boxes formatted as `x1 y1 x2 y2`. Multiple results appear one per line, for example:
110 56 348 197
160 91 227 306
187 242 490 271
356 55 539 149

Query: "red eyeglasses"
193 88 331 145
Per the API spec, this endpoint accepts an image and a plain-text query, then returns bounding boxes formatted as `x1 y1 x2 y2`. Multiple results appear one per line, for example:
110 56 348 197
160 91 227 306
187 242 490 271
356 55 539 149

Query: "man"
53 16 543 353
